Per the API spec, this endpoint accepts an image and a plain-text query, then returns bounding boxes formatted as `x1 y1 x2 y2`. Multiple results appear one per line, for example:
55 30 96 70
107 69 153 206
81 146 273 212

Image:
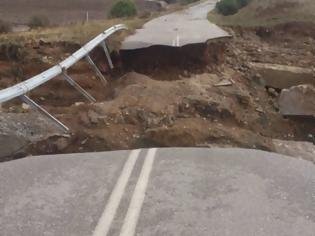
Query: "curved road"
121 0 230 49
1 148 315 236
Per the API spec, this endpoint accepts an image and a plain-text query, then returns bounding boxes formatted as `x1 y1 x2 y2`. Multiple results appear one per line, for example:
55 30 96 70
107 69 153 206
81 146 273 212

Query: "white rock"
22 103 31 111
279 84 315 117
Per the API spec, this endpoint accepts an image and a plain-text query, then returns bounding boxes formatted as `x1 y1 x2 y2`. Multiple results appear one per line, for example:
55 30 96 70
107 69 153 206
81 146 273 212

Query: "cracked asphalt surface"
1 148 315 236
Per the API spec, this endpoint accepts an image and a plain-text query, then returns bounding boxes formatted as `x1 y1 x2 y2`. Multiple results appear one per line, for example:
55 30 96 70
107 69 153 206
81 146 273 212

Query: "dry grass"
208 0 315 27
0 18 144 46
0 2 187 46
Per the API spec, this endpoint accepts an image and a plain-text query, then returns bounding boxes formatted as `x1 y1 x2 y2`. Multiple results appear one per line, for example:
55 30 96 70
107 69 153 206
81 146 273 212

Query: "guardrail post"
85 55 108 85
62 71 96 103
20 95 69 133
100 41 114 69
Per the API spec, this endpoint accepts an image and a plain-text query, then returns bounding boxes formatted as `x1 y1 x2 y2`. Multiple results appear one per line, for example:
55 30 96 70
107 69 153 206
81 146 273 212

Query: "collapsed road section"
120 0 231 78
121 0 230 49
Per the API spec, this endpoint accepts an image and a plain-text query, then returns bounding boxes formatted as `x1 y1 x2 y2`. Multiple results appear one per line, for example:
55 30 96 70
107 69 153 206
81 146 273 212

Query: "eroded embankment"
0 24 315 161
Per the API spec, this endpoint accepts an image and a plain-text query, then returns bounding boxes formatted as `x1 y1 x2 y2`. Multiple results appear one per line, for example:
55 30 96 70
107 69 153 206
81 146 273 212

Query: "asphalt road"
1 148 315 236
121 0 230 50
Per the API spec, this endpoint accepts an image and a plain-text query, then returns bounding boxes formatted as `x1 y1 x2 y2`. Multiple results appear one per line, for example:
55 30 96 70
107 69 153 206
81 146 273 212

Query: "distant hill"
0 0 106 24
210 0 315 26
0 0 140 25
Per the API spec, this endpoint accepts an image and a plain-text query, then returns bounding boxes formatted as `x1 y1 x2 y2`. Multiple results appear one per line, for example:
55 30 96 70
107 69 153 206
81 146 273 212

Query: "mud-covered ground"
0 23 314 161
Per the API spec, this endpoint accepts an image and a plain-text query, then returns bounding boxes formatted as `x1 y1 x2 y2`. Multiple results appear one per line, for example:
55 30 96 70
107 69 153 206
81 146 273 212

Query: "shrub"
0 20 11 34
0 43 28 61
28 15 50 29
110 0 137 18
238 0 250 7
10 64 24 82
216 0 251 16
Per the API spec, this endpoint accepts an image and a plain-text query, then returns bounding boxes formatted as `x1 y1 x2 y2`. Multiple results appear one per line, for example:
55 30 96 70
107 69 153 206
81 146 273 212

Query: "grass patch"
0 18 143 47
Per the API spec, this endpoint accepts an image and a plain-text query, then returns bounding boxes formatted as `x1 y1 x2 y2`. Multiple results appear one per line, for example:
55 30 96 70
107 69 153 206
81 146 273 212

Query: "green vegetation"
110 0 137 18
28 15 50 29
0 20 11 34
216 0 251 16
238 0 251 7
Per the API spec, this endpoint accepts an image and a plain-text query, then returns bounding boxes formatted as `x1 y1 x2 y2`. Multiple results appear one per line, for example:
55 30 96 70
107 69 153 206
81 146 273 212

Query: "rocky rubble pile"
33 71 298 154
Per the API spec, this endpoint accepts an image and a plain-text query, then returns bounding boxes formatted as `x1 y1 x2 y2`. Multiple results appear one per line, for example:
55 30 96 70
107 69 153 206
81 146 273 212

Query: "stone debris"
54 137 70 151
273 139 315 163
279 84 315 117
214 79 233 87
267 87 279 97
22 103 31 111
250 62 315 89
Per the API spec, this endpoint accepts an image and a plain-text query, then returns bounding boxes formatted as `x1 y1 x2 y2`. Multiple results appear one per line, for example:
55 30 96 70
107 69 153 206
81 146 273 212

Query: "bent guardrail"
0 24 128 132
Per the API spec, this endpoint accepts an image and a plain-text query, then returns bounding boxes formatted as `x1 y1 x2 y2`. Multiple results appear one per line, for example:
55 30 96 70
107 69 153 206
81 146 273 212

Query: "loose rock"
250 63 315 89
279 84 315 117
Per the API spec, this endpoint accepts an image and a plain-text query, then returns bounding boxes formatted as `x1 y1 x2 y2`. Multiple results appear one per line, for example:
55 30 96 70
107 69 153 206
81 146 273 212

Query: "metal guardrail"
0 24 128 132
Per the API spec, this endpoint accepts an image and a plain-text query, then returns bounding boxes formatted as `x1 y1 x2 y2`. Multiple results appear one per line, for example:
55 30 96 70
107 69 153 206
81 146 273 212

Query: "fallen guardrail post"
62 71 96 103
20 95 70 132
101 41 114 69
85 54 108 85
0 24 128 132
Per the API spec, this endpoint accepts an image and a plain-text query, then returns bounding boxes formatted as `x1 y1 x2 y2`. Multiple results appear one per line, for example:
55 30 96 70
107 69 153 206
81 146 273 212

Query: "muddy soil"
0 22 314 161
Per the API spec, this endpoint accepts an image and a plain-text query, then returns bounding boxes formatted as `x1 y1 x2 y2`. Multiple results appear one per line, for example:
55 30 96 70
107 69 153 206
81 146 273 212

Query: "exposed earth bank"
0 22 315 161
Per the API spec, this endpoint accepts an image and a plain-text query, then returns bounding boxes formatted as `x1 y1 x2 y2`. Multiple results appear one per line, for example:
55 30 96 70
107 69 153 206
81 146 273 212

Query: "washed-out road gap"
121 0 230 50
1 1 315 236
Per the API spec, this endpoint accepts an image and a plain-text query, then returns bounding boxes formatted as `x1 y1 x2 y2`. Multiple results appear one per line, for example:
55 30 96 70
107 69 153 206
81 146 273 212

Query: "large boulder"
279 84 315 117
250 62 315 89
0 134 28 162
0 112 63 162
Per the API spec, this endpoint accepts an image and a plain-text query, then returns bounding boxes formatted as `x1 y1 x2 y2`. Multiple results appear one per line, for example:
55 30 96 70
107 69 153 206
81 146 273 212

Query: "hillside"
0 0 106 24
209 0 315 26
0 0 135 25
